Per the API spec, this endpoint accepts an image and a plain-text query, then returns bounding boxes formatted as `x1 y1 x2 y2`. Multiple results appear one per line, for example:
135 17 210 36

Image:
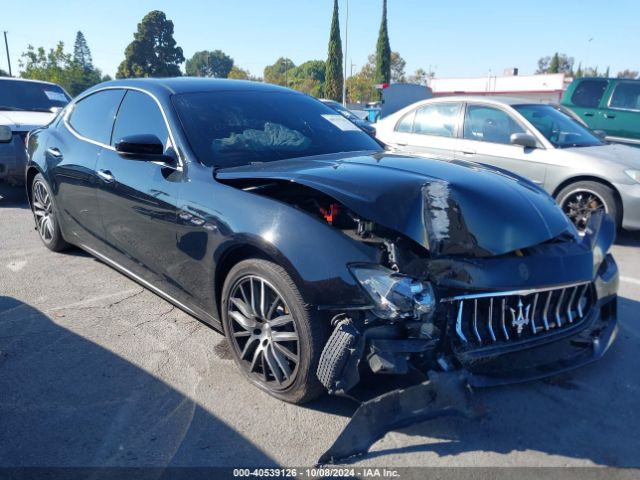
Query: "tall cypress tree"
324 0 343 102
375 0 391 85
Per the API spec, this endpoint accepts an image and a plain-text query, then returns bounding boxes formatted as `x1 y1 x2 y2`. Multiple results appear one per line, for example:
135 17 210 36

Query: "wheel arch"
551 175 623 221
213 241 306 323
25 165 44 208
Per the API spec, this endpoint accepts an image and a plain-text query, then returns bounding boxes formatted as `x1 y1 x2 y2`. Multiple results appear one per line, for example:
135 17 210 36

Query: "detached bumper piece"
317 370 481 465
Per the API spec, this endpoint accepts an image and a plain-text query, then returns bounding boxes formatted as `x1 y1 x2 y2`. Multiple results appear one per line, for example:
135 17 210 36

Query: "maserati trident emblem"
510 298 531 334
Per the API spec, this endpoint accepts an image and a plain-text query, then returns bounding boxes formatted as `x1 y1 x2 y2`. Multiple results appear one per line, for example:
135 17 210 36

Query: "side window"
412 103 460 137
609 82 640 111
463 105 525 145
571 79 608 108
395 110 416 132
112 90 170 149
67 90 125 144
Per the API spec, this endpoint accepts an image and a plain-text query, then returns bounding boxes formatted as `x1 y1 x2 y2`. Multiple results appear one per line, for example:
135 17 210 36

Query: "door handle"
97 169 115 183
459 150 476 156
394 142 408 146
584 112 594 117
604 113 616 119
46 147 63 159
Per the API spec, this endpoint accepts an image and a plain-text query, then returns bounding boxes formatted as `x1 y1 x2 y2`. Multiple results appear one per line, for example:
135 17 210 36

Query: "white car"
0 78 70 185
375 95 640 232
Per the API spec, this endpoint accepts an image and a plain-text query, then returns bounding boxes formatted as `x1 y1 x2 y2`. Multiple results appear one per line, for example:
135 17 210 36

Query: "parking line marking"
621 276 640 286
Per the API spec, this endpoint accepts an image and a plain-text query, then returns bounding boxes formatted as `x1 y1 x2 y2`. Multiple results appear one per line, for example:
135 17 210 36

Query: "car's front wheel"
31 173 69 252
221 259 328 404
556 181 620 233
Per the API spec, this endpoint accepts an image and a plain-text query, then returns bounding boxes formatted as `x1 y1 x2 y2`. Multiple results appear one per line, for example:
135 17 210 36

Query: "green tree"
288 60 326 97
536 53 574 74
374 0 391 85
407 68 429 85
574 63 583 79
617 69 639 79
324 0 343 101
185 50 234 78
116 10 184 78
390 51 406 83
0 69 7 77
604 66 610 77
228 65 249 80
346 61 376 103
548 52 560 73
264 57 295 86
73 31 93 71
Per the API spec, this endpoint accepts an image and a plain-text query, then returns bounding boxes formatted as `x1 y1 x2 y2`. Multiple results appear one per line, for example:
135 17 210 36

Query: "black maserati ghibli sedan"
25 78 619 404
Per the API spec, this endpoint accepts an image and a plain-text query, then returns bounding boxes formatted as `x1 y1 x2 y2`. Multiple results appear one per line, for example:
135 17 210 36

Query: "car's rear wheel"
221 259 327 404
556 181 620 233
31 173 69 252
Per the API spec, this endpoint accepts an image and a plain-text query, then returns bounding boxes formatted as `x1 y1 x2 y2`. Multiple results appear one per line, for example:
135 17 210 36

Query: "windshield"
324 100 360 122
0 79 70 112
172 91 381 167
514 104 604 148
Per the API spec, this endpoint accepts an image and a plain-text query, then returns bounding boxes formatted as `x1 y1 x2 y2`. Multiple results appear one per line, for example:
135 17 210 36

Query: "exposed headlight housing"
350 265 436 320
625 170 640 183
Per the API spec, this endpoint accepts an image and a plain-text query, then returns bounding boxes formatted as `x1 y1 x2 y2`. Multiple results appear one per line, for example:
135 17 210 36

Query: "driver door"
456 103 547 186
95 89 184 286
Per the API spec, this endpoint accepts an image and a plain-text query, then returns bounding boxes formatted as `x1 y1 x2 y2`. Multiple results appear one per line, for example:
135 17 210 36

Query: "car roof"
421 95 540 107
90 77 297 98
0 76 65 88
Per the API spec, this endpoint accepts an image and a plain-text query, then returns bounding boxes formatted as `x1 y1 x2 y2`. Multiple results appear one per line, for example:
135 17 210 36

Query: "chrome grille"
441 282 593 348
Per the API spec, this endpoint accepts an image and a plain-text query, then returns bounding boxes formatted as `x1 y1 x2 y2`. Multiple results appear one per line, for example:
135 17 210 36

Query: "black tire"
31 173 69 252
556 181 620 232
221 258 328 404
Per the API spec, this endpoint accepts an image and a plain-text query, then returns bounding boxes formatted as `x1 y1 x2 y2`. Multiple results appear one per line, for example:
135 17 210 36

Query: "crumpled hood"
216 152 575 257
0 111 55 131
569 143 640 169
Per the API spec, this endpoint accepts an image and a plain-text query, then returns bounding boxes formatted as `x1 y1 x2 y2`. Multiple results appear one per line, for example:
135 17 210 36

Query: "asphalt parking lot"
1 181 639 470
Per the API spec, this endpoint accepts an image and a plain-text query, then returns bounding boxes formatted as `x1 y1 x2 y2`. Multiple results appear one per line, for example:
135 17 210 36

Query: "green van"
562 77 640 146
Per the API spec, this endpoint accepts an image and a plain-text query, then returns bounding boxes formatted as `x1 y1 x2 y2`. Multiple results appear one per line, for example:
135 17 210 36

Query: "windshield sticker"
44 91 67 102
321 114 360 131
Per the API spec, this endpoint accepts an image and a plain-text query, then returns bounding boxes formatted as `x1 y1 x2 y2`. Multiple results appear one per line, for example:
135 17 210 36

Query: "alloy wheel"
561 190 606 232
227 275 300 390
32 180 55 243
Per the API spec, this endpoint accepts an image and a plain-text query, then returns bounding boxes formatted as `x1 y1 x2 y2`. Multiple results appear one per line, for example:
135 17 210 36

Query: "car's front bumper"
0 133 28 184
617 181 640 230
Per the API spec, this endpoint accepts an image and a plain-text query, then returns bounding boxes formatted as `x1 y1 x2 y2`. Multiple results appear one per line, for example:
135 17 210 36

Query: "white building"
428 72 572 103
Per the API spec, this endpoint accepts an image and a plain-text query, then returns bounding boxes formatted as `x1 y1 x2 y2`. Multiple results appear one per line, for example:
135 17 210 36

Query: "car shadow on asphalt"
0 182 29 209
0 296 277 468
329 296 640 467
615 230 640 247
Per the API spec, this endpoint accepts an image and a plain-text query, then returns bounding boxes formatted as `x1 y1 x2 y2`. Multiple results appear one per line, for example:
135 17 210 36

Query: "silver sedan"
375 96 640 232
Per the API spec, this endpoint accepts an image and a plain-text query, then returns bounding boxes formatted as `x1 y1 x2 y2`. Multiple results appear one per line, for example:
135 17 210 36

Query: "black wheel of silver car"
556 181 619 233
31 173 69 252
221 259 327 404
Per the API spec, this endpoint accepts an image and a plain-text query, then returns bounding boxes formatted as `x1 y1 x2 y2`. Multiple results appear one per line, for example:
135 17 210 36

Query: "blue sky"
3 0 638 79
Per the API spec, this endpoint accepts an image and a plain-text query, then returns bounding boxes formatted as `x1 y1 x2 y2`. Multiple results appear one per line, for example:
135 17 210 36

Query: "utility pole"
3 31 12 77
342 0 349 106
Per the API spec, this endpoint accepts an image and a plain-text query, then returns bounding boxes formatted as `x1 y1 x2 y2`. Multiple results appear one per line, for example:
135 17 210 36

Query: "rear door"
597 80 640 144
384 102 462 160
51 89 125 247
456 103 547 186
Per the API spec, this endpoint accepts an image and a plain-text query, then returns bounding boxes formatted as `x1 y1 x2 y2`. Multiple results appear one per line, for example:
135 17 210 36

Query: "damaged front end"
216 154 619 463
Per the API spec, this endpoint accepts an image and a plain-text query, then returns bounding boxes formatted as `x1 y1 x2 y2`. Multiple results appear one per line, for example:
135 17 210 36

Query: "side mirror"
0 125 12 143
115 134 164 158
510 133 538 149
